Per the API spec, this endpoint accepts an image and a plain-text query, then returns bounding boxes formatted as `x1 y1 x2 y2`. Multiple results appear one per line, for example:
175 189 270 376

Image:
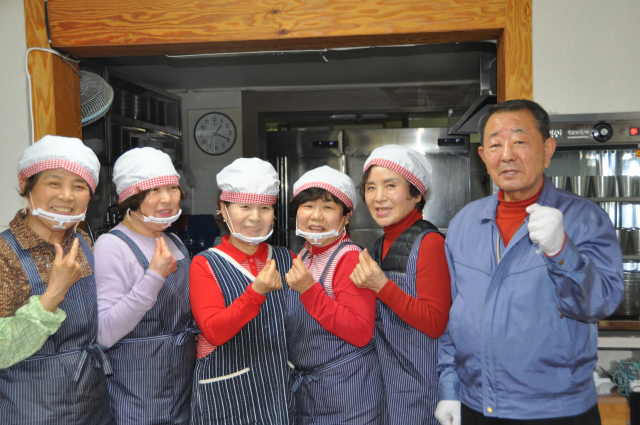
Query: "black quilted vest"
372 219 443 273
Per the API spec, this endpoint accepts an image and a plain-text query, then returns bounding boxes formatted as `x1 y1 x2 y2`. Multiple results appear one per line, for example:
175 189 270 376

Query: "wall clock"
194 112 237 155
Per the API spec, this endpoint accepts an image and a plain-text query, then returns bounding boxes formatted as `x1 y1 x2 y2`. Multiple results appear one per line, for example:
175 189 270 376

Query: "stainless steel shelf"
623 255 640 261
588 197 640 203
111 115 181 138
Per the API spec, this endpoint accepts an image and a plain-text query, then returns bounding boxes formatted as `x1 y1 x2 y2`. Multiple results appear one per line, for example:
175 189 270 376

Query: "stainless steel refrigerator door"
423 152 471 228
343 128 468 154
344 155 379 231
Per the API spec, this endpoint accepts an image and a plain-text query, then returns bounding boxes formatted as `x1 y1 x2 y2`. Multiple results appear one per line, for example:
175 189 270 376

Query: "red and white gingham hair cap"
363 145 432 194
293 166 358 211
17 135 100 192
217 158 280 205
113 147 180 202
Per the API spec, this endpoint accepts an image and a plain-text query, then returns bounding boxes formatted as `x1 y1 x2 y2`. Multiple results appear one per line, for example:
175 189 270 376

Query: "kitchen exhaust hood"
448 53 497 134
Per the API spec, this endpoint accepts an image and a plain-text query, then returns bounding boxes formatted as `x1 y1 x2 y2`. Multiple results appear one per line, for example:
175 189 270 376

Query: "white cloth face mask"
135 209 182 229
29 193 86 229
224 204 273 245
295 216 345 246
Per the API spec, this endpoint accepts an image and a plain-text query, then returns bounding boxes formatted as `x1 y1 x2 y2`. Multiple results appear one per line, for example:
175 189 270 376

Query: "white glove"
526 203 565 256
435 400 461 425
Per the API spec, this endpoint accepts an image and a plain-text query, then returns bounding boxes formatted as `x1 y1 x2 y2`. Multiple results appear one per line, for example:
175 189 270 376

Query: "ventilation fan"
80 70 114 126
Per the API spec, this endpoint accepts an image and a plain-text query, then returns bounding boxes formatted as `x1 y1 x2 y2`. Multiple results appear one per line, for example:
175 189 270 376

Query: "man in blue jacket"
435 100 624 425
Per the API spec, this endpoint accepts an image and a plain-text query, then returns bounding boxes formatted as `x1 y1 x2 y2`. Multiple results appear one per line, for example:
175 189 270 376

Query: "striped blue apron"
286 242 384 425
190 245 294 425
372 229 439 425
106 230 197 425
0 229 114 425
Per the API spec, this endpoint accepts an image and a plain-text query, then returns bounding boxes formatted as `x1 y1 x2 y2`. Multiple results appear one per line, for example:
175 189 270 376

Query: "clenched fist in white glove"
435 400 461 425
526 203 565 256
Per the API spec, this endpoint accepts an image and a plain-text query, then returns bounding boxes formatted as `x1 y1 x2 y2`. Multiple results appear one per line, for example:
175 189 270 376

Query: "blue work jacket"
437 178 624 419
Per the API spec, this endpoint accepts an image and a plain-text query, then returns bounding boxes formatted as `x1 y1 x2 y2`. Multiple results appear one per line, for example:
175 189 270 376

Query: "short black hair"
288 187 352 218
477 99 550 146
357 166 425 213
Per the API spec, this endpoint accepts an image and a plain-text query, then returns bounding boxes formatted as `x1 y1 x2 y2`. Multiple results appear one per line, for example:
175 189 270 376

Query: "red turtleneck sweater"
375 208 451 339
496 184 543 246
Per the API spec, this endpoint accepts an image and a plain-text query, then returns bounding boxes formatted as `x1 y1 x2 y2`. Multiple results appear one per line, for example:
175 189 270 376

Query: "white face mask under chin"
224 205 273 245
132 208 182 229
296 216 346 246
28 194 86 229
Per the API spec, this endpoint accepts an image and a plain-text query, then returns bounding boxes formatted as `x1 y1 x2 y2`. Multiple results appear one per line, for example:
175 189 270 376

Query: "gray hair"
477 99 550 145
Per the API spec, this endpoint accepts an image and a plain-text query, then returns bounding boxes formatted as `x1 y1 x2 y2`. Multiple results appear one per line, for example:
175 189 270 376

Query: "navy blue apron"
0 229 114 425
286 242 384 425
106 230 197 425
190 245 294 425
372 230 439 425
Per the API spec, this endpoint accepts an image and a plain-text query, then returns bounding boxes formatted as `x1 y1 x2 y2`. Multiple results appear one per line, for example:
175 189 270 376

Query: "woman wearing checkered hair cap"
0 135 114 424
351 144 451 424
189 157 295 424
284 165 384 423
93 147 197 424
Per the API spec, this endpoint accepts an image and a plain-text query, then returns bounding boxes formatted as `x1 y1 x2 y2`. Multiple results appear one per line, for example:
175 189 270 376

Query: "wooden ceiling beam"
47 0 506 57
49 29 505 58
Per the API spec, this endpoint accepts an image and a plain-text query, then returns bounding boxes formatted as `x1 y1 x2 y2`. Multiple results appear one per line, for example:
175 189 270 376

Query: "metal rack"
106 68 182 165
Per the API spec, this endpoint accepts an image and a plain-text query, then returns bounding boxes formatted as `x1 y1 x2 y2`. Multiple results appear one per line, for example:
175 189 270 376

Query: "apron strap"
290 341 375 392
209 248 256 282
25 344 113 380
165 231 189 258
174 325 199 346
0 229 44 288
302 249 311 262
83 344 113 378
109 229 150 270
118 325 199 346
75 232 95 270
318 241 356 285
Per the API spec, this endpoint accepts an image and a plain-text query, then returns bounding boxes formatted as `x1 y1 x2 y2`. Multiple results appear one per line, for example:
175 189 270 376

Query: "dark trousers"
461 403 601 425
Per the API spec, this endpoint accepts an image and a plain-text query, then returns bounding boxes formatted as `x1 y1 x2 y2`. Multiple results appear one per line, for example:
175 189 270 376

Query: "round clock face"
194 112 237 155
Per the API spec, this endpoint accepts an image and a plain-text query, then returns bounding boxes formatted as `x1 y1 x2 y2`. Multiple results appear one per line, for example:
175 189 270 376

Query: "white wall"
0 0 31 230
176 90 242 216
533 0 640 114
